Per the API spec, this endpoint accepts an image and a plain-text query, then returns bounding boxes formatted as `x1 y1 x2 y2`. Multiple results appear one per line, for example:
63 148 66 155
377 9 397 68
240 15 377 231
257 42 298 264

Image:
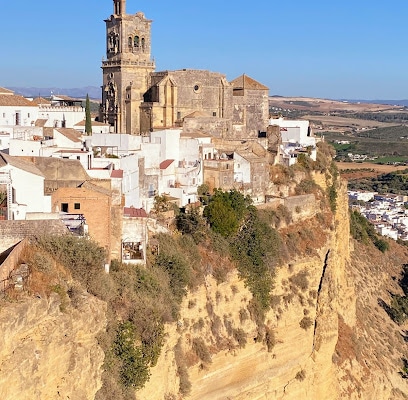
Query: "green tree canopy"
85 94 92 135
203 189 252 237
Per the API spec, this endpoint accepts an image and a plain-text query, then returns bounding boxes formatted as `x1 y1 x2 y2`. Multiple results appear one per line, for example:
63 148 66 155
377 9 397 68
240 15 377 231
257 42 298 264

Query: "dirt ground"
336 161 408 180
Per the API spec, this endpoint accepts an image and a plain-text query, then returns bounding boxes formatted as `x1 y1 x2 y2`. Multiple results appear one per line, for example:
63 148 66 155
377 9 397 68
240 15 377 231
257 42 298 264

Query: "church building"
101 0 269 139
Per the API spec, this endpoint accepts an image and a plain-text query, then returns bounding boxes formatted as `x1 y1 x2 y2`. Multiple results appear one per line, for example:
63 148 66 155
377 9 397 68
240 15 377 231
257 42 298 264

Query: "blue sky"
2 0 408 99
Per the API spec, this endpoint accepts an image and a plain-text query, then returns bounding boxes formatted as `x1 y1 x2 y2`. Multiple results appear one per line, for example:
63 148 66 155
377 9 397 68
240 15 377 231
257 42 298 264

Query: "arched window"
128 37 132 47
141 37 145 50
134 36 139 47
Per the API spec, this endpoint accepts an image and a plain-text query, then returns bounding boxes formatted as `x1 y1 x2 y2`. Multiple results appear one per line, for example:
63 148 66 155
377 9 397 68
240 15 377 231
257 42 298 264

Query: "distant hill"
340 99 408 107
268 96 406 114
6 86 101 100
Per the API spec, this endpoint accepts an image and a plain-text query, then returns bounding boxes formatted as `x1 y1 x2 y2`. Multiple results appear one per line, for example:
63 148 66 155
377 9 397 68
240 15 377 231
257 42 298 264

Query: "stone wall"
284 194 318 222
0 239 28 291
0 220 68 253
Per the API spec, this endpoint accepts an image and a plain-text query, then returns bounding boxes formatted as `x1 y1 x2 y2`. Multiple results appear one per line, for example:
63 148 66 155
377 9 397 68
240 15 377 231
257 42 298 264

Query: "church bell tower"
101 0 155 134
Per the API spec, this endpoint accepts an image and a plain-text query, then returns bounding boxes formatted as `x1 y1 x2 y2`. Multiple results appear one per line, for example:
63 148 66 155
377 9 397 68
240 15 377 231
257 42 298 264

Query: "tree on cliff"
85 94 92 135
203 189 251 237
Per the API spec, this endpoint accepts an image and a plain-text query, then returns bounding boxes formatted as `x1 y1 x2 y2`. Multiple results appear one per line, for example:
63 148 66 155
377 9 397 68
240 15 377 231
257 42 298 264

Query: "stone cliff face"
2 175 407 400
0 293 106 400
137 178 408 400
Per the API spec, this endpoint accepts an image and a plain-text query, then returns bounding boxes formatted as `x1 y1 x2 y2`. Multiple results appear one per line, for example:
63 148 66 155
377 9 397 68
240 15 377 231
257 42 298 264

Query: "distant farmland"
326 125 408 160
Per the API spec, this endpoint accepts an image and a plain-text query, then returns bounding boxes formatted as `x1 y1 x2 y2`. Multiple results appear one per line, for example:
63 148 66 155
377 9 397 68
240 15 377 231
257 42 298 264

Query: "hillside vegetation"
4 140 408 399
1 142 337 399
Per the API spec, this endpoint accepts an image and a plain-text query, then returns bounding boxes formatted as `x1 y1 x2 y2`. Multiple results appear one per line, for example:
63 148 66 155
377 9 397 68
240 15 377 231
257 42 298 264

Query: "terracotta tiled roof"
28 157 90 181
52 95 77 101
32 97 51 105
79 181 111 196
54 150 85 154
124 207 148 218
74 119 110 127
184 111 212 118
230 74 269 91
111 170 123 178
35 119 48 127
159 159 174 170
0 152 44 177
43 127 54 137
235 149 263 161
0 87 14 95
0 94 35 106
180 131 212 138
55 128 82 143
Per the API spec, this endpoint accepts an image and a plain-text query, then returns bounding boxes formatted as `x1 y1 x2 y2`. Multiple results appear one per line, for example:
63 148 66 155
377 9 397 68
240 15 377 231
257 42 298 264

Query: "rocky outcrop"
2 175 407 400
137 178 408 399
0 293 106 400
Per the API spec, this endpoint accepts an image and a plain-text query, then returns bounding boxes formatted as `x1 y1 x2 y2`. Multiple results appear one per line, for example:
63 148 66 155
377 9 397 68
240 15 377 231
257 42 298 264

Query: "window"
15 112 21 126
2 113 5 118
141 38 145 49
128 37 132 47
148 184 155 198
61 203 68 212
122 241 143 260
213 112 216 117
27 113 30 118
177 111 181 120
74 203 80 210
134 36 139 47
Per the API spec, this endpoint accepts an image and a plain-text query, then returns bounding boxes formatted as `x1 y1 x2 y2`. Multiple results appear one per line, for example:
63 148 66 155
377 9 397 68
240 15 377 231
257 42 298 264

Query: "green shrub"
113 321 150 389
156 251 191 303
192 337 212 363
328 184 337 213
264 326 276 352
295 369 306 381
35 234 106 294
350 210 389 252
231 207 280 313
374 238 389 253
176 207 207 243
239 308 249 323
295 179 319 195
389 294 408 325
233 328 247 348
299 316 314 330
289 270 309 292
297 153 313 171
175 340 191 396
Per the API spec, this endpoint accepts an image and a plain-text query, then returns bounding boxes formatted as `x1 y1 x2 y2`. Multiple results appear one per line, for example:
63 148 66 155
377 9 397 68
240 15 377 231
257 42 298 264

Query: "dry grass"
335 239 408 390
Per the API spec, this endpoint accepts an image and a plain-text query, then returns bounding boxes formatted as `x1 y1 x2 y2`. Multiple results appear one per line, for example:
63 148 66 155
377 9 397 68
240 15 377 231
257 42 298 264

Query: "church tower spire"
113 0 126 16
